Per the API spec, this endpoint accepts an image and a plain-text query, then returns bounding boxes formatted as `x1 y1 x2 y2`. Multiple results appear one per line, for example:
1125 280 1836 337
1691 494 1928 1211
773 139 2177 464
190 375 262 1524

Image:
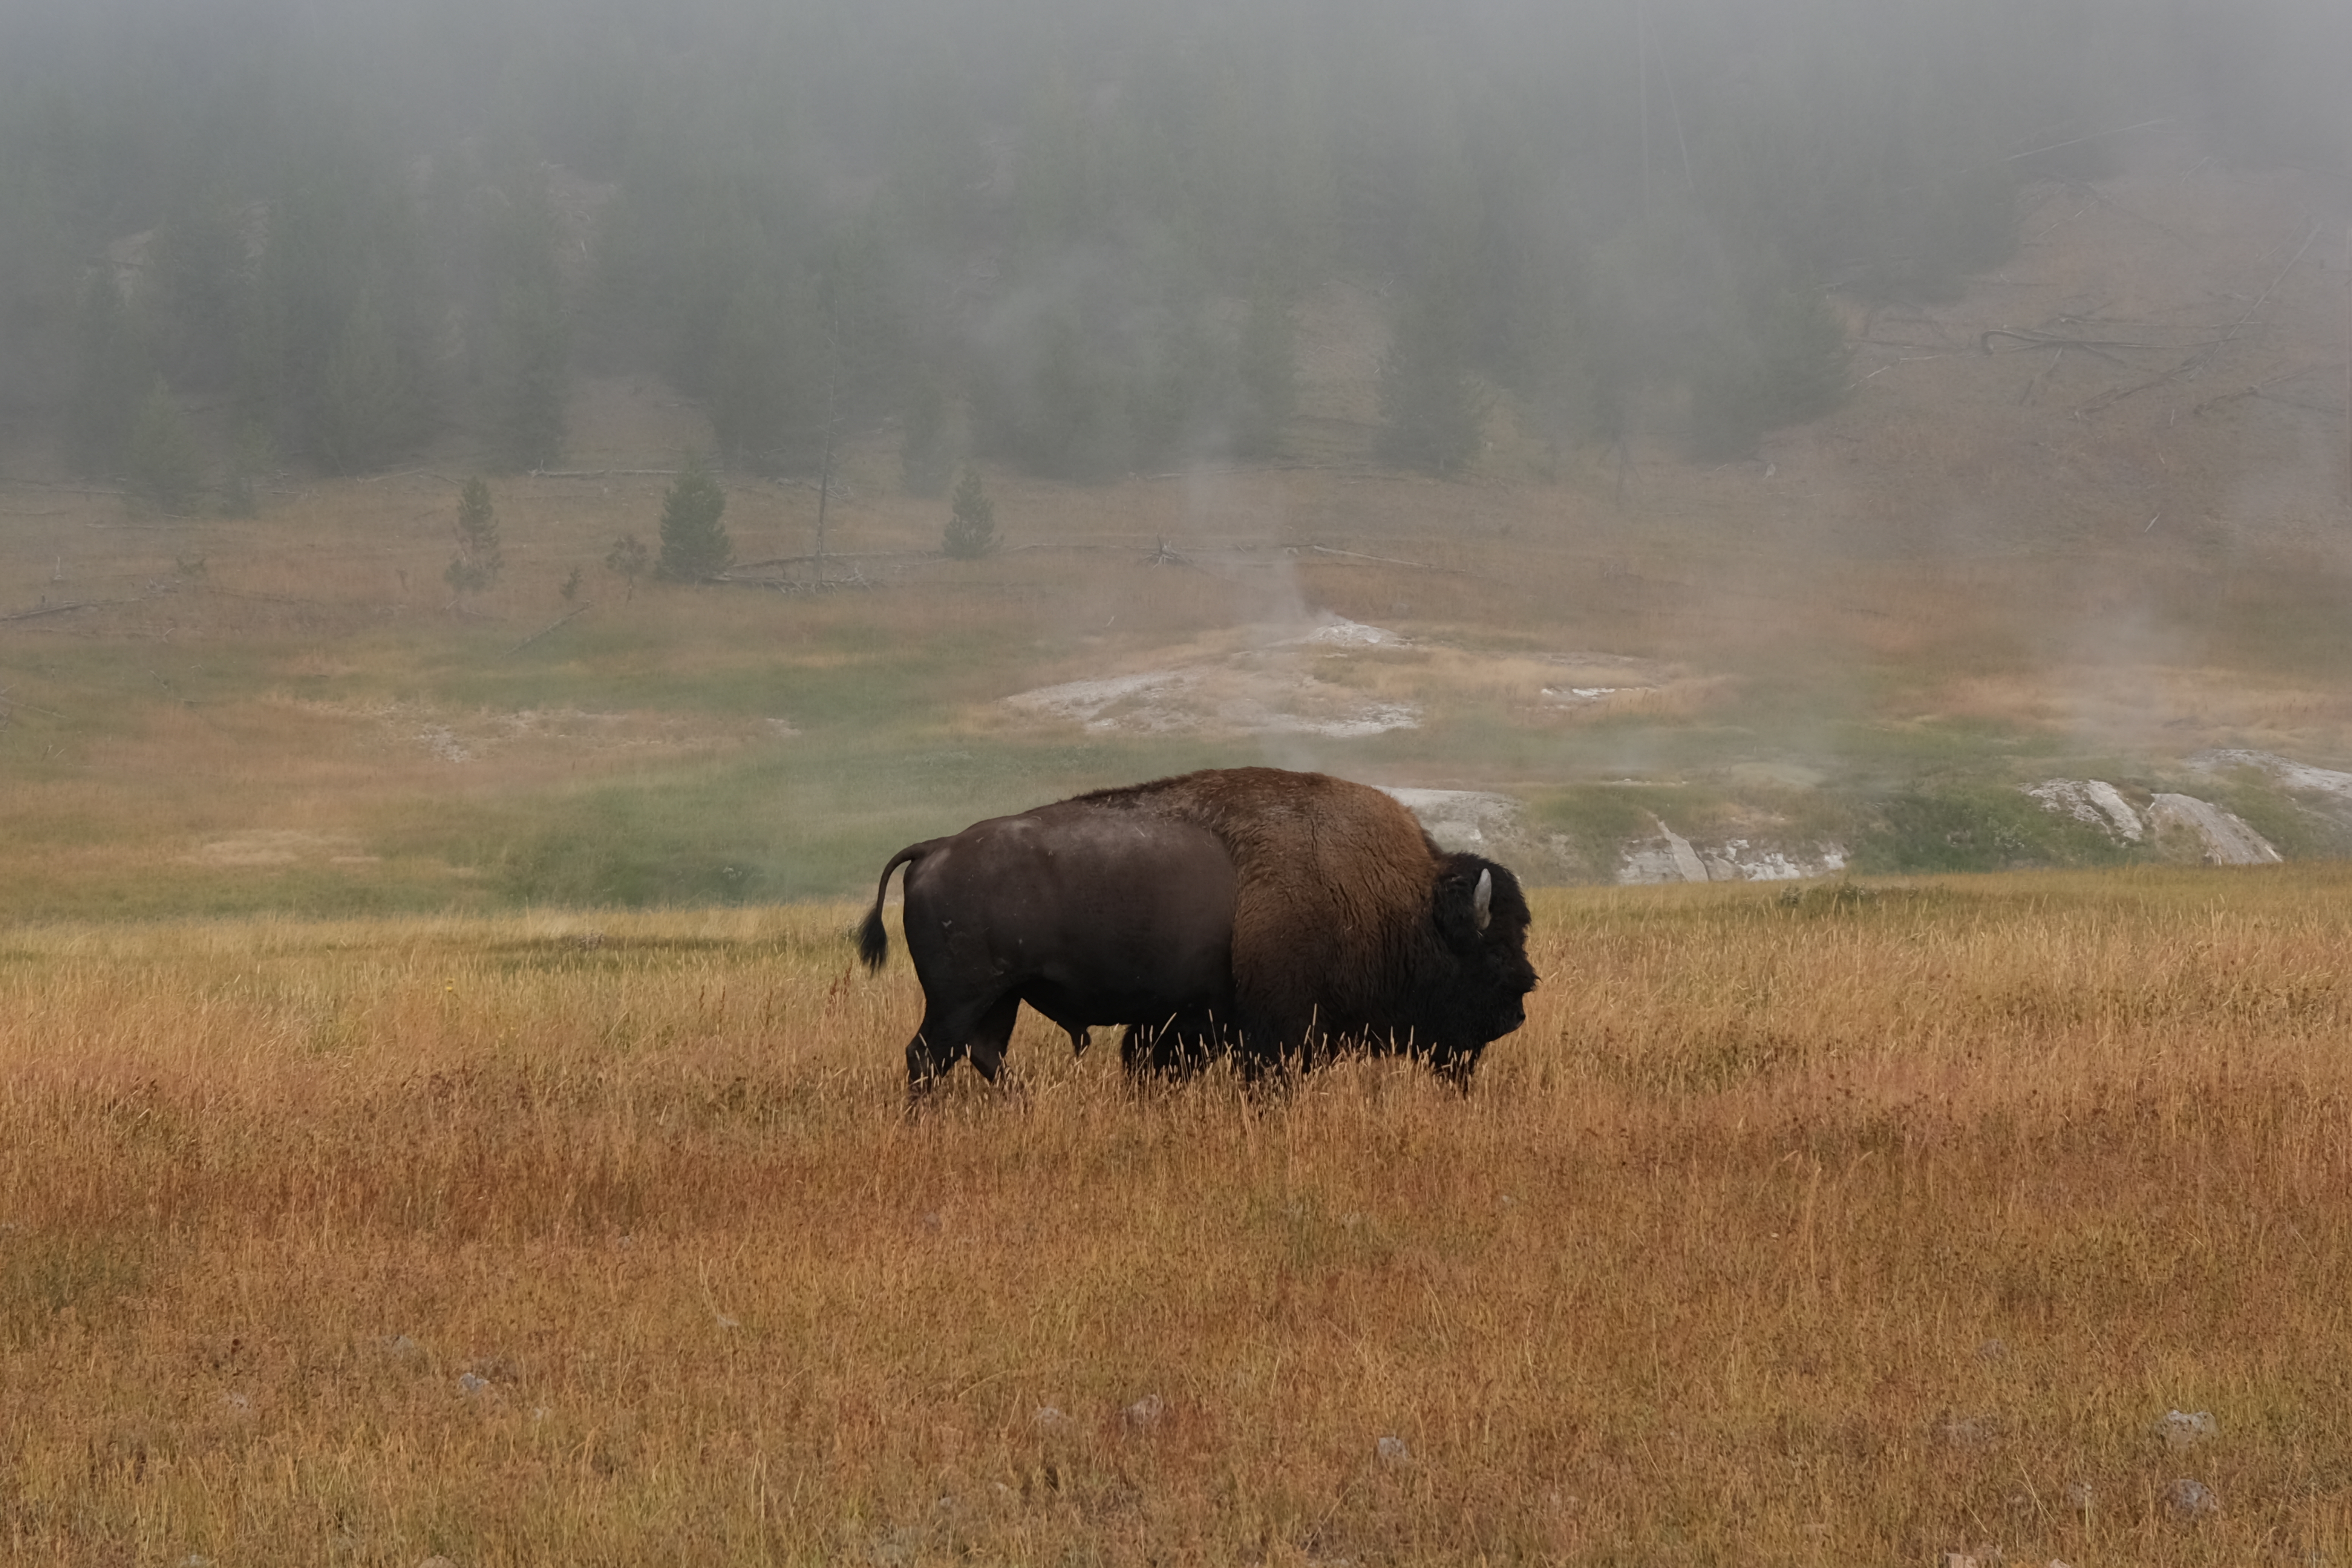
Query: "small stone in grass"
1376 1435 1411 1467
1940 1415 1997 1448
2165 1477 2220 1519
2159 1409 2218 1449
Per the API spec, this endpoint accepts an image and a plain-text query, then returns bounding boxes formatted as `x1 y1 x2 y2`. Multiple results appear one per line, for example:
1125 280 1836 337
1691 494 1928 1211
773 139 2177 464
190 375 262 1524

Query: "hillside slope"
2 164 2349 915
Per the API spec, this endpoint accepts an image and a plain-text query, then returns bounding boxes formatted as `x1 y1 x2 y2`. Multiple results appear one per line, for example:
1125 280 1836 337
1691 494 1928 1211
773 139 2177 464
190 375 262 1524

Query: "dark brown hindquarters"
857 839 941 973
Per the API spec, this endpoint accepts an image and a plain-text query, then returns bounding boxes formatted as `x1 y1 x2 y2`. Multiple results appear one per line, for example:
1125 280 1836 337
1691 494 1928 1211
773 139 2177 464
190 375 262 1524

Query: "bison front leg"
1118 1018 1189 1083
1225 1005 1300 1092
1118 1009 1225 1084
1429 1040 1484 1092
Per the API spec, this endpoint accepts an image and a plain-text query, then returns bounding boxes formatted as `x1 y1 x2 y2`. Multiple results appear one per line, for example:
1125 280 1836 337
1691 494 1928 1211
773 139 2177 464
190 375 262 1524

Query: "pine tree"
900 373 955 497
1686 285 1851 460
488 280 568 471
816 217 910 430
942 467 997 559
1233 280 1297 459
656 456 732 580
65 270 150 477
1133 298 1225 466
316 278 421 475
245 150 437 471
445 476 503 599
126 377 207 512
1376 279 1489 476
150 199 250 393
1033 309 1132 479
220 420 275 518
477 175 571 471
707 276 816 473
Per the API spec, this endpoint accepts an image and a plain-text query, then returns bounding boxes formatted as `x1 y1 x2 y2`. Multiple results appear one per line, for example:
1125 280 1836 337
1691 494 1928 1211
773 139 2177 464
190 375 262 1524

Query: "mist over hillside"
5 0 2348 491
4 0 2352 916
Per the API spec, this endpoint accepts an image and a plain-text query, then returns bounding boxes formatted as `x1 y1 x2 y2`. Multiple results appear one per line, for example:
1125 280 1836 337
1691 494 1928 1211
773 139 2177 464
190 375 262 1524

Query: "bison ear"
1435 860 1492 952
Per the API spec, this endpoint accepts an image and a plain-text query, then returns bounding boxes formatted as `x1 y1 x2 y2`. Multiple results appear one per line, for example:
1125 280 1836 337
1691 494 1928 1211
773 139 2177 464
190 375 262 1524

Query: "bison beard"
856 767 1537 1098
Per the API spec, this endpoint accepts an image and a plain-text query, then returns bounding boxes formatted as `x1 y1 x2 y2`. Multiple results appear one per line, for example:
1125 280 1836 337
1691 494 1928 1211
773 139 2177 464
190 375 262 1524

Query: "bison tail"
856 903 890 972
857 841 933 973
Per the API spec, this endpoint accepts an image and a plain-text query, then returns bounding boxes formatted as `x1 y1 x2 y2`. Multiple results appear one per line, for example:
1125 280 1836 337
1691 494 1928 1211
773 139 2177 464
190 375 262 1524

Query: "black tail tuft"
857 903 890 972
857 841 931 972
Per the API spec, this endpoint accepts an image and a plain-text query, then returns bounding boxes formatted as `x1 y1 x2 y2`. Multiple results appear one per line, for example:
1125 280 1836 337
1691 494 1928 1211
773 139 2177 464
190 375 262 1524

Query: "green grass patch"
386 730 1250 909
1850 781 2138 874
0 853 501 925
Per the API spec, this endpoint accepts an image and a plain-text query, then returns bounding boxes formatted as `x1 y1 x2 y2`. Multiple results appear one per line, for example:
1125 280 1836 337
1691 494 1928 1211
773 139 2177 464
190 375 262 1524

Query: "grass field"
6 870 2350 1565
3 160 2350 1564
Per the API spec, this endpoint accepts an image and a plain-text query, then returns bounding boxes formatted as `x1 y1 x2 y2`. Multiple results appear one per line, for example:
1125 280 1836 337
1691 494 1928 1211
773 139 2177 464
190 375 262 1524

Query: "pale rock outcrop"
2146 793 2280 865
2026 779 2144 842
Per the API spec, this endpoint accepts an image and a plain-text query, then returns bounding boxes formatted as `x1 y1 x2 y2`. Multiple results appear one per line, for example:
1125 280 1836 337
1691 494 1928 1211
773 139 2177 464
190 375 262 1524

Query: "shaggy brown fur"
1072 767 1447 1052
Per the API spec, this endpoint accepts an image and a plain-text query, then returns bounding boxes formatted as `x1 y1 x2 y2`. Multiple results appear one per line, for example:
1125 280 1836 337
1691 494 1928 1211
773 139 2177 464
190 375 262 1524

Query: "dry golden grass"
7 871 2351 1565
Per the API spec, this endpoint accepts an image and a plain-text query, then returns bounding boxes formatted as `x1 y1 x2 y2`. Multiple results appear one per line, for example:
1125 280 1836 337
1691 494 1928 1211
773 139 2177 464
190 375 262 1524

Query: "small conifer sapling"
656 455 732 580
943 467 998 559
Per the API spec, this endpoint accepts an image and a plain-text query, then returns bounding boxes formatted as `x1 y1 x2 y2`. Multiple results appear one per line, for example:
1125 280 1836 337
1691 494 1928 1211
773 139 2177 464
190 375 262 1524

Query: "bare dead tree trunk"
1635 0 1650 217
813 307 840 588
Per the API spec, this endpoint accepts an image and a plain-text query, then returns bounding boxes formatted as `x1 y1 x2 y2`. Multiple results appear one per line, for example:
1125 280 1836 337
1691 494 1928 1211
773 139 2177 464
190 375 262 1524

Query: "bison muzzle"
856 767 1536 1098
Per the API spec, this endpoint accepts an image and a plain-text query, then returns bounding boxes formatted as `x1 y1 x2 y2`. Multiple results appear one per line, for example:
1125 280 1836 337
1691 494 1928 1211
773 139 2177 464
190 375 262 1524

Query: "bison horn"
1473 867 1492 932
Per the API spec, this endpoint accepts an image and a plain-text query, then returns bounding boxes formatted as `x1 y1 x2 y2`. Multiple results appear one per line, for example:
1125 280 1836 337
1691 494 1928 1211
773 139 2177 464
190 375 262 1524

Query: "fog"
5 0 2347 483
5 0 2352 902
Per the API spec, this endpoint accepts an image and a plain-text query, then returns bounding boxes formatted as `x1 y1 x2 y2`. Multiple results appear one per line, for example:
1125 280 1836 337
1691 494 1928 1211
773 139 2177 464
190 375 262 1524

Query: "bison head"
1429 854 1538 1055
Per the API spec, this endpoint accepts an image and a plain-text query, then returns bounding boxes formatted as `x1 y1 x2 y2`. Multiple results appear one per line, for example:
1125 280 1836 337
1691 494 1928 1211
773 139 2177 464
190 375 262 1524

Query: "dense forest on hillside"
3 0 2346 498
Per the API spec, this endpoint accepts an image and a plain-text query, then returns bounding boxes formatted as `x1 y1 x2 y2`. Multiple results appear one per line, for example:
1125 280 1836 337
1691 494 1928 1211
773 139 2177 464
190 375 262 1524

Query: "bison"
856 767 1537 1097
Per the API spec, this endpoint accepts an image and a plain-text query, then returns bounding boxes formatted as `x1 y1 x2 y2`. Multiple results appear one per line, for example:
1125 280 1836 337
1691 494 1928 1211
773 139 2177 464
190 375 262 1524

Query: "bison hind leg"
964 992 1022 1084
905 990 1023 1099
905 1029 961 1102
